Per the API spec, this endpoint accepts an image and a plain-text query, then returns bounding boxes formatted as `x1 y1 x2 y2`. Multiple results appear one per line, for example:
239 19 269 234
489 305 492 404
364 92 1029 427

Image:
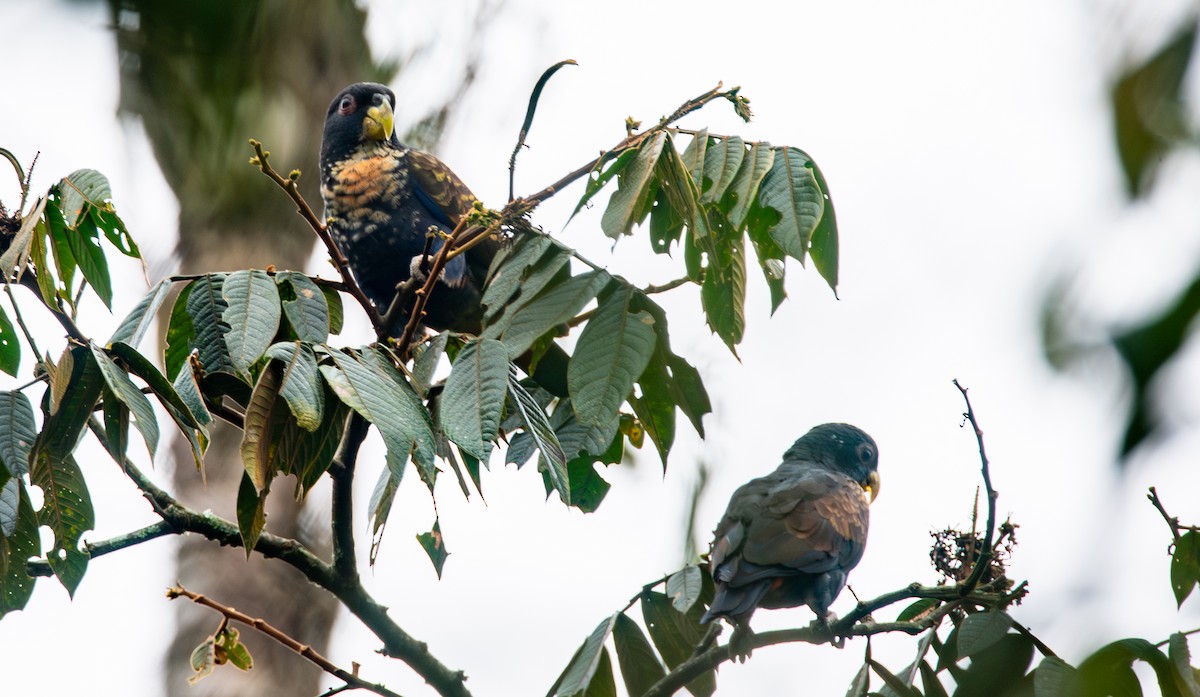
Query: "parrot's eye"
338 95 356 115
857 444 875 464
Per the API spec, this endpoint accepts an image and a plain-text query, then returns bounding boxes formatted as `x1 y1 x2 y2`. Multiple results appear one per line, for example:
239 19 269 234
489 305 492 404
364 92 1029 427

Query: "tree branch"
88 415 473 697
954 379 998 595
167 583 406 697
331 413 369 579
1148 486 1185 544
26 521 176 577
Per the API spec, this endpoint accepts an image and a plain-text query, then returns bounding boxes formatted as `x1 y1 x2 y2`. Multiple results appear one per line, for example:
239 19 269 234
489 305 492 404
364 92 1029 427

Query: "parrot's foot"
694 623 722 656
728 624 756 663
811 612 846 648
409 254 434 282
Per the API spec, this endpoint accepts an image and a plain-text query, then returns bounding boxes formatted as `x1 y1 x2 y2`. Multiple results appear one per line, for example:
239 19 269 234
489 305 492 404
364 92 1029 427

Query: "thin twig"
167 583 405 697
248 140 380 334
3 279 41 358
18 272 86 342
954 379 998 595
1148 486 1183 544
27 521 176 577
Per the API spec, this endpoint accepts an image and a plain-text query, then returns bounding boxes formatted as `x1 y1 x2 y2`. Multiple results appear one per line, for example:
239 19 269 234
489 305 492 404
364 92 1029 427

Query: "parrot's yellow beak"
863 470 881 504
363 97 394 142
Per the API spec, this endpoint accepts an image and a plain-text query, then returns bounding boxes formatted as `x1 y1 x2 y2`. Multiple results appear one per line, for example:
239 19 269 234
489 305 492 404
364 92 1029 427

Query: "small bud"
288 169 301 181
249 157 260 166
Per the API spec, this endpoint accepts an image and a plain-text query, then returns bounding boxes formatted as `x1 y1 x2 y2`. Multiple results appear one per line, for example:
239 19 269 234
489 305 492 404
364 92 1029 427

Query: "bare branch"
27 521 176 577
167 583 405 697
954 379 998 595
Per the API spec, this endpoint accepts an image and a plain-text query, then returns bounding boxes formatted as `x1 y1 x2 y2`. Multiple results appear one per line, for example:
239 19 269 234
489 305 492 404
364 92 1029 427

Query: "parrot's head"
785 423 880 503
321 82 397 166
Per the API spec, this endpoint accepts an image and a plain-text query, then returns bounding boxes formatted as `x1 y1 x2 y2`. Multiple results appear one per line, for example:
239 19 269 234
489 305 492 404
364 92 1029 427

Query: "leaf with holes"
756 146 823 267
667 565 703 613
31 450 93 597
0 480 39 617
641 591 715 697
66 204 114 309
1172 530 1200 608
416 519 450 579
0 306 18 378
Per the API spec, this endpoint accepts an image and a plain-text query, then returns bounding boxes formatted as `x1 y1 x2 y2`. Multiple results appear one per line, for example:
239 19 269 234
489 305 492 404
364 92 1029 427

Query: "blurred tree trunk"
106 3 394 695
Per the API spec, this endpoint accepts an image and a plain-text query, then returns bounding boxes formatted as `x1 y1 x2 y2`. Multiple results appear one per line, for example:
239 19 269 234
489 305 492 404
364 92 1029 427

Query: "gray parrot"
701 423 881 644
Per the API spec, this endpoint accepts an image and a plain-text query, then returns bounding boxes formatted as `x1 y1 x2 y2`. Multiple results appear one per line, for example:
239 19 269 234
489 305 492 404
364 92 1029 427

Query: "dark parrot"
319 82 500 334
701 423 880 641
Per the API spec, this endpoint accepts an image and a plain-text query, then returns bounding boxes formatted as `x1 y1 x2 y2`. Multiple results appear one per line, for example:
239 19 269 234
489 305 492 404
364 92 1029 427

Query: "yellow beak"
863 470 881 504
363 97 394 142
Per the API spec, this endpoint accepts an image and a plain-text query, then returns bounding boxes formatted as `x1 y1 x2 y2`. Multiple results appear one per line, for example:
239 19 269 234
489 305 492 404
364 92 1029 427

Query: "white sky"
2 0 1200 695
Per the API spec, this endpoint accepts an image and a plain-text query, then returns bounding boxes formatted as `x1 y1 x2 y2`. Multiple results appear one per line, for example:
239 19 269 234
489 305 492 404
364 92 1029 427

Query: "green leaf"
0 391 36 478
1167 633 1200 697
1078 638 1174 697
281 386 348 499
219 626 254 671
440 338 508 461
585 648 616 697
602 132 667 239
655 135 703 239
321 349 433 476
222 269 281 378
265 342 324 431
188 636 216 685
641 591 715 697
918 660 950 697
34 346 104 460
90 343 159 460
1171 530 1200 607
701 136 745 204
482 234 556 321
846 662 871 697
896 598 939 622
724 141 774 230
0 480 39 617
186 274 236 377
108 278 172 350
484 245 571 340
569 286 657 431
563 456 612 513
416 519 450 579
45 199 77 303
805 153 840 292
236 470 267 554
630 358 675 467
957 610 1013 658
31 450 93 597
89 204 139 259
171 360 212 428
868 659 921 697
241 363 284 493
953 634 1036 697
368 463 402 563
0 477 18 539
558 614 618 697
277 272 330 344
358 348 438 483
322 284 344 336
679 129 709 188
0 306 18 377
58 169 111 227
666 565 703 613
494 270 610 359
569 148 638 226
1033 656 1078 697
164 280 196 381
757 146 824 268
700 234 746 353
66 206 114 310
100 387 129 467
747 218 788 314
411 332 450 398
29 217 60 307
106 341 207 472
613 613 666 697
508 369 568 498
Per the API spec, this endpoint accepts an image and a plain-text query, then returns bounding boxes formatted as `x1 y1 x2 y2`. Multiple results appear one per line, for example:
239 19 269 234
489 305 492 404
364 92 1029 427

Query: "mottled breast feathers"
319 82 498 334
